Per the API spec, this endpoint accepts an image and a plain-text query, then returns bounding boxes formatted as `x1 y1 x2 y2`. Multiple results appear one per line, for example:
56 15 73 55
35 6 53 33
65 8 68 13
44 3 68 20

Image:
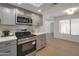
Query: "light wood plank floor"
36 38 79 56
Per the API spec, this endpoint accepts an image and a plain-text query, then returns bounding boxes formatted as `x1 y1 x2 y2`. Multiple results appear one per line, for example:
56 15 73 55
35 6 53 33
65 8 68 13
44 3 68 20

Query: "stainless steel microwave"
16 16 32 25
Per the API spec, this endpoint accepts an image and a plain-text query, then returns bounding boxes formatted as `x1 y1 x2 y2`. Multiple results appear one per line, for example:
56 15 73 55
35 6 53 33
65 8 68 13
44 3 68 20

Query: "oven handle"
32 41 36 45
18 40 36 45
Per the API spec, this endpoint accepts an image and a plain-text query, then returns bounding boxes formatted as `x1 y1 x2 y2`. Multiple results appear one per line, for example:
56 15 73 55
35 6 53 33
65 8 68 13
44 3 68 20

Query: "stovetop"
16 34 36 39
15 31 36 39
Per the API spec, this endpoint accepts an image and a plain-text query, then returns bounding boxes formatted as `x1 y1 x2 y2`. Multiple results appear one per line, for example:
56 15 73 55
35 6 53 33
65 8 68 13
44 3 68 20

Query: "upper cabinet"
16 8 32 18
15 8 43 26
0 4 43 26
0 6 2 24
0 4 16 25
15 8 25 16
31 13 43 26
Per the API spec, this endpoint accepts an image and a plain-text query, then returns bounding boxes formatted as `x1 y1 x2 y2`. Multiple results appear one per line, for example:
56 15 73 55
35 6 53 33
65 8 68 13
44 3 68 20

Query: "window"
59 20 70 34
71 18 79 35
59 18 79 35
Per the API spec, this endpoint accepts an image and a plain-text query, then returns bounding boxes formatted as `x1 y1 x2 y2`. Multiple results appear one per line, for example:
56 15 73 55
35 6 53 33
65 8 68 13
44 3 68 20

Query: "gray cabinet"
0 40 17 56
15 8 32 19
15 8 25 16
15 8 43 26
0 4 15 25
0 6 2 24
36 34 46 50
0 4 43 26
41 34 46 48
31 14 43 26
0 45 17 56
36 35 42 50
0 40 16 48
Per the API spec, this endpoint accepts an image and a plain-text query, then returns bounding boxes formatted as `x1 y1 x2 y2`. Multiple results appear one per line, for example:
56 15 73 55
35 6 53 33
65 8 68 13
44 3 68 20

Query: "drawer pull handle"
5 51 11 53
5 43 10 45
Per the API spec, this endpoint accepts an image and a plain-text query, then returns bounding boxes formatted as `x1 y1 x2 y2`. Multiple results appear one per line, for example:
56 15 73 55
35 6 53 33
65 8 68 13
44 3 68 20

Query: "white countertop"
33 32 46 35
0 36 17 43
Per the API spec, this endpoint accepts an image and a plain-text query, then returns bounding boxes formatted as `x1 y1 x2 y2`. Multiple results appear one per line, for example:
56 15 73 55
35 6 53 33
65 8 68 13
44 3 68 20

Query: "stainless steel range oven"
17 39 36 56
15 31 36 56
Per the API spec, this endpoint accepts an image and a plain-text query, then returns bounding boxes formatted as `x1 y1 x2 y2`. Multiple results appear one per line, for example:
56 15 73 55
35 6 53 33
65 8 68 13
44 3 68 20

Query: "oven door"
17 40 36 56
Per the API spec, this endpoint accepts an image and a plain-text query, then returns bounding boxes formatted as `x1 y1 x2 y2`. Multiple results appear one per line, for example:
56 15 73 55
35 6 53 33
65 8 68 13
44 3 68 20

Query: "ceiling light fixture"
38 9 41 12
17 3 22 5
65 7 78 15
67 11 74 15
30 3 43 7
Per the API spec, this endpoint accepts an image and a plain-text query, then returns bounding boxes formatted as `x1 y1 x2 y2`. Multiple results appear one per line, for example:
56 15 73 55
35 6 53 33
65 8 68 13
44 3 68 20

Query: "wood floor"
36 38 79 56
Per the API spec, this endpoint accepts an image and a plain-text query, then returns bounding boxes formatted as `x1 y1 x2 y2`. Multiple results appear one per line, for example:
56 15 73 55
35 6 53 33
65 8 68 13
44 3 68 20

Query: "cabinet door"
24 11 32 17
36 36 41 50
39 35 46 48
36 35 44 50
31 14 42 26
36 34 46 50
38 15 43 26
1 4 15 25
0 6 3 24
0 40 16 48
0 45 17 56
15 8 24 16
41 34 46 47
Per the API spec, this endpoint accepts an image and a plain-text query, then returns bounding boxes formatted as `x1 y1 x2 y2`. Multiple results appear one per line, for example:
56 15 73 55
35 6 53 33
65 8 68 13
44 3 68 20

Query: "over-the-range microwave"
16 16 32 25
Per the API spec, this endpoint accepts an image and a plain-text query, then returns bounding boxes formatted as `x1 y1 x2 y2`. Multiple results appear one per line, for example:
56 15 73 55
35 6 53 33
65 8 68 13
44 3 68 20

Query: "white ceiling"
30 3 43 7
10 3 79 17
44 3 79 17
10 3 57 14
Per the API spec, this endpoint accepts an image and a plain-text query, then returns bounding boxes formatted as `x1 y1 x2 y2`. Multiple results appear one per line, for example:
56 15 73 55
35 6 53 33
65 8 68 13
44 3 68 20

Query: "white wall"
43 21 54 33
44 21 51 33
54 13 79 43
41 13 54 33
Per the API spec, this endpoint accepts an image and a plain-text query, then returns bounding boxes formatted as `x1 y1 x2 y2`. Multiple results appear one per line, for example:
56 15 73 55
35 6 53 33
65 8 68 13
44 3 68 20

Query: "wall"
54 13 79 43
0 25 33 35
40 13 55 40
43 21 54 33
41 13 54 33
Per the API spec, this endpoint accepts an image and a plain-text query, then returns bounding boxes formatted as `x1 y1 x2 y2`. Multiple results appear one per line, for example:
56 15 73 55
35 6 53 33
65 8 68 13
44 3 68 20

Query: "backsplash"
0 24 43 36
0 25 33 35
32 26 44 33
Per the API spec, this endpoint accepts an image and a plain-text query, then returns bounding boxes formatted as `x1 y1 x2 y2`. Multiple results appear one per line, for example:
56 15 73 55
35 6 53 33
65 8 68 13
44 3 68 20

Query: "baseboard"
54 38 79 44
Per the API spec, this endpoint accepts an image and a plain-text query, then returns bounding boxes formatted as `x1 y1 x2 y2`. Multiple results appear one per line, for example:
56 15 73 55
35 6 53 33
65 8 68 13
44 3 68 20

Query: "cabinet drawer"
0 40 16 48
0 45 17 56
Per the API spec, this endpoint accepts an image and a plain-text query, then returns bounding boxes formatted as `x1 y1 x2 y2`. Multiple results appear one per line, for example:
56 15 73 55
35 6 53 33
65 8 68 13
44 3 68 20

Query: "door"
50 22 54 37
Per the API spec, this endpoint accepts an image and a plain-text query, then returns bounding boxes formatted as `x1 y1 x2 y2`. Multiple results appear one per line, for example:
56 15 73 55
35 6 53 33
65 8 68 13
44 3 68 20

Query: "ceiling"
10 3 58 14
30 3 43 7
10 3 79 17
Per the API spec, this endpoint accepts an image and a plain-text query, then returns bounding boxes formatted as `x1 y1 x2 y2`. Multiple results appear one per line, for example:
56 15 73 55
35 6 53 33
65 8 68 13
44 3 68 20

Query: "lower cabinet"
0 40 17 56
0 45 17 56
36 34 46 50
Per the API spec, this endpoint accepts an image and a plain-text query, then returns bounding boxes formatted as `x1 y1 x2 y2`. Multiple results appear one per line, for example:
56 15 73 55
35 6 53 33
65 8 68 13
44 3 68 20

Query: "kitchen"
0 3 46 56
0 3 79 56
